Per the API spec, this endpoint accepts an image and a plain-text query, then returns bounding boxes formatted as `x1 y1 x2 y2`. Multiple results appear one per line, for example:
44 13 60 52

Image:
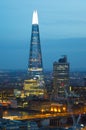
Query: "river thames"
2 109 86 130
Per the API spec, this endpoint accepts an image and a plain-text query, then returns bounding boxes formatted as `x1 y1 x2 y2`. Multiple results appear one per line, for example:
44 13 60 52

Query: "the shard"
23 10 46 98
28 10 44 81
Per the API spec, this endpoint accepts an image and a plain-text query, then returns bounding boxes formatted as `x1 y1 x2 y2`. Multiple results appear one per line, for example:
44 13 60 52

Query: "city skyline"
0 0 86 71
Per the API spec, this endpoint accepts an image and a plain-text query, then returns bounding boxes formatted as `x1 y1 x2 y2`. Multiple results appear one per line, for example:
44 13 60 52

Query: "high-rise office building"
28 10 44 80
53 56 69 98
24 10 46 98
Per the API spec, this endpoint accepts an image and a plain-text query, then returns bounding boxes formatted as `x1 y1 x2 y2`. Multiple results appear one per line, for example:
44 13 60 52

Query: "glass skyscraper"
28 10 44 80
24 11 46 98
53 56 69 98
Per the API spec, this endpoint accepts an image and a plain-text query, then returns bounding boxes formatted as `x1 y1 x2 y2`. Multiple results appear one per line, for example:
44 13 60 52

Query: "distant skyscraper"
28 10 44 80
24 10 46 98
53 56 69 98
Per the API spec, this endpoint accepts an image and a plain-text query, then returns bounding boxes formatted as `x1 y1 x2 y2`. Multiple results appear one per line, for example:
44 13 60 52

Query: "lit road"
3 110 86 121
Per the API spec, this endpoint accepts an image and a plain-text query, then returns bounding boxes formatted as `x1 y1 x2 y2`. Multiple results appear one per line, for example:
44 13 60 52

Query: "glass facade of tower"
53 56 69 98
24 11 46 98
28 24 43 79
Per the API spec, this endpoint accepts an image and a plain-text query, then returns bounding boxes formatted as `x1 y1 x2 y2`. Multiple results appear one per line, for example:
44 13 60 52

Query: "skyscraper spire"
24 10 46 99
28 10 43 79
32 10 38 25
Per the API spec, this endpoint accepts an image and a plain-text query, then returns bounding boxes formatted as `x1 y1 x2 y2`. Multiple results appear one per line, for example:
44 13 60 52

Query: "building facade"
24 11 46 98
53 56 69 98
28 10 44 80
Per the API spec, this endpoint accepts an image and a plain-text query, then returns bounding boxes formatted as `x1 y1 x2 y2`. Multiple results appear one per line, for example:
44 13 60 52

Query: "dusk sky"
0 0 86 71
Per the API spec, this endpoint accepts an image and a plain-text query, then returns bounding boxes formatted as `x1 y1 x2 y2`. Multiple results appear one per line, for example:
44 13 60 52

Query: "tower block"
28 10 43 79
24 11 47 98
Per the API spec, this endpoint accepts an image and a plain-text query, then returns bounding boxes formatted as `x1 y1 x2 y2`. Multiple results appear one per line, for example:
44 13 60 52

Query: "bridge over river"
2 109 86 128
3 110 85 121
